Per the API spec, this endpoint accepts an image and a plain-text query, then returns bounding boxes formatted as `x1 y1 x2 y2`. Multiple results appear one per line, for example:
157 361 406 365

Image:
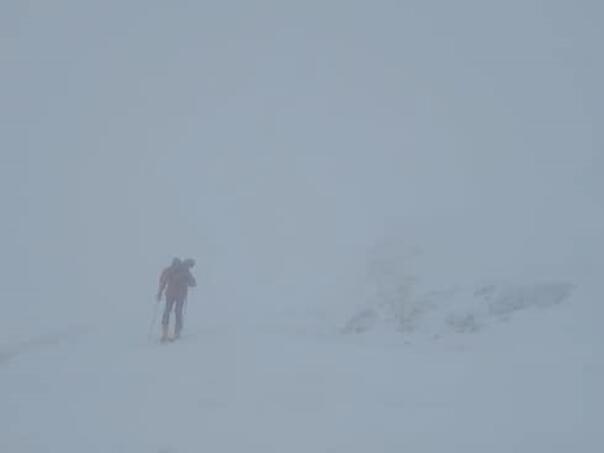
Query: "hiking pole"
148 299 160 341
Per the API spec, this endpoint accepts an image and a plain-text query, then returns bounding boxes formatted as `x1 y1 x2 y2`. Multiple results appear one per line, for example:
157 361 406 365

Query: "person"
156 258 196 342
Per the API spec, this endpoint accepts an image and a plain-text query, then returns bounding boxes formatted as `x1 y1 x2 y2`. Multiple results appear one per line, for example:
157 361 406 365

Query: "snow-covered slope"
1 282 600 453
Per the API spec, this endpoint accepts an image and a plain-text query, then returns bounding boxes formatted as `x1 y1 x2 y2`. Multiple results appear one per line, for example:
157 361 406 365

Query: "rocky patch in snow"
344 282 575 337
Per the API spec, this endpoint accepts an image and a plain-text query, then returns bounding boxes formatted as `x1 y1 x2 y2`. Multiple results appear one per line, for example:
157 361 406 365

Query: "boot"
160 324 169 343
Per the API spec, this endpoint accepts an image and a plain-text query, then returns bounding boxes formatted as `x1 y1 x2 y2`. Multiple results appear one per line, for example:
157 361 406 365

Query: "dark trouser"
162 297 185 335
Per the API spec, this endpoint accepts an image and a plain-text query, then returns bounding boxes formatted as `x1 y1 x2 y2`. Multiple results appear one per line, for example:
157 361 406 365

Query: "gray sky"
1 1 602 323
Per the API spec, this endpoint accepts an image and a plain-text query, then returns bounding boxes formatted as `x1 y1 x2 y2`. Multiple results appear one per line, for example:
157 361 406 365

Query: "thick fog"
2 3 604 452
2 1 602 329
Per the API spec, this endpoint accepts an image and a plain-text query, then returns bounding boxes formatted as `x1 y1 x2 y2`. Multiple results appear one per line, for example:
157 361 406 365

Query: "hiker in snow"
156 258 197 342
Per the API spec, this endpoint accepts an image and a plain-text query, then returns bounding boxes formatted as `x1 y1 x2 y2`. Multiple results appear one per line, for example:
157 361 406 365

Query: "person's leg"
161 298 175 341
174 298 185 338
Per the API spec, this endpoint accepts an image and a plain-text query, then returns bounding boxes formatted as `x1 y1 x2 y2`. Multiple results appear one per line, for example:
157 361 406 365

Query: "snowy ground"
1 281 601 453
